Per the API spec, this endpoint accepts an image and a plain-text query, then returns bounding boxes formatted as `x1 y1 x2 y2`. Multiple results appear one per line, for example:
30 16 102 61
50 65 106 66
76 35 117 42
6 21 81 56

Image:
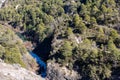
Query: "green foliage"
60 41 73 58
37 23 52 42
0 0 120 80
73 14 80 27
57 40 74 66
0 45 5 58
109 29 119 40
80 4 88 15
78 21 87 34
90 17 97 26
72 38 119 80
107 39 120 60
65 27 73 38
37 23 46 42
84 14 90 23
0 25 27 67
4 46 25 67
73 14 87 33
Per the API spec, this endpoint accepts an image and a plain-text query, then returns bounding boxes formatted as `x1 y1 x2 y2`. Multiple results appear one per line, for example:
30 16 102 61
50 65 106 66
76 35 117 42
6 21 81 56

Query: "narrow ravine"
30 36 53 78
33 36 53 62
29 51 47 78
16 32 53 78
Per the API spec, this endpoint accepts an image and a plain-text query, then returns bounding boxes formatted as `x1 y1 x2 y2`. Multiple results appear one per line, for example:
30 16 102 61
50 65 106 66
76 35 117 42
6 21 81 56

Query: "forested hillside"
0 0 120 80
0 24 38 71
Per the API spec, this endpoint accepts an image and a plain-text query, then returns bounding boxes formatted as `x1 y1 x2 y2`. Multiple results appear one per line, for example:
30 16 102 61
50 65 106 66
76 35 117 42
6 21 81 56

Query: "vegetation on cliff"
0 24 37 70
0 0 120 80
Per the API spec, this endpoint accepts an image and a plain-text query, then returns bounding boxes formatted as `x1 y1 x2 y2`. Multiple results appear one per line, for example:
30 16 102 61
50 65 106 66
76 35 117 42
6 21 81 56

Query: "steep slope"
0 24 38 71
0 59 44 80
0 0 120 80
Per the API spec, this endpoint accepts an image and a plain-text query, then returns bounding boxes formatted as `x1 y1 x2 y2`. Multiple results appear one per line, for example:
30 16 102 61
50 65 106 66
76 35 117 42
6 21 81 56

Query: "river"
29 51 47 78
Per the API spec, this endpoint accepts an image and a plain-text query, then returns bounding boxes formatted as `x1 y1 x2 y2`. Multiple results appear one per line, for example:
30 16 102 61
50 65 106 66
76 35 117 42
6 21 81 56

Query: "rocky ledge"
0 60 44 80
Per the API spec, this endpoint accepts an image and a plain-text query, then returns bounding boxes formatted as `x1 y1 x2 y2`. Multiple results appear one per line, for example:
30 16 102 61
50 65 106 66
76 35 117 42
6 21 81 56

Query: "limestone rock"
0 61 44 80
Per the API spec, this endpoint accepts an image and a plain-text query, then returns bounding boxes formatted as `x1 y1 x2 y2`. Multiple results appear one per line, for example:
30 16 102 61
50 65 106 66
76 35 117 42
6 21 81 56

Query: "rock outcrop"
0 60 44 80
0 0 6 8
47 62 81 80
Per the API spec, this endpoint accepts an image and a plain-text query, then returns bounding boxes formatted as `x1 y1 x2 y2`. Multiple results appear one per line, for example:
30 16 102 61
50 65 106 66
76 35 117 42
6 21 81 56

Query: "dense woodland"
0 0 120 80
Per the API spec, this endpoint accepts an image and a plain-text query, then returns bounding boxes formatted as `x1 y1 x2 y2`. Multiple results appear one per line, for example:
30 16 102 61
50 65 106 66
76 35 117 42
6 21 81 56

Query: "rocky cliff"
0 59 44 80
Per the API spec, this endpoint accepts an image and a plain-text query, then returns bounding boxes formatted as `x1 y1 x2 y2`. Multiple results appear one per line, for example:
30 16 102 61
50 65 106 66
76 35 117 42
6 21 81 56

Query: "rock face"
0 0 6 8
0 60 45 80
47 62 81 80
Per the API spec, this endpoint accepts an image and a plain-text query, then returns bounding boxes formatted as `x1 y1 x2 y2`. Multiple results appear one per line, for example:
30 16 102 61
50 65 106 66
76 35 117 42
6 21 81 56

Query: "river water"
29 51 47 78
